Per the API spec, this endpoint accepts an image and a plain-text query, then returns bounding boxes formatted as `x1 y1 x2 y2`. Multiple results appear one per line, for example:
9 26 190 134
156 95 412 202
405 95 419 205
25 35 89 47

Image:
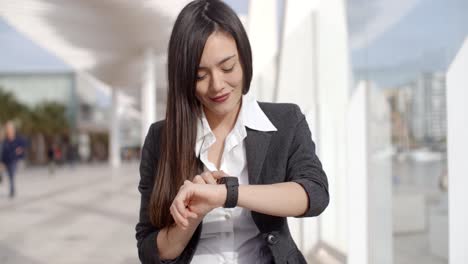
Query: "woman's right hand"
169 171 228 229
187 171 227 218
170 181 226 229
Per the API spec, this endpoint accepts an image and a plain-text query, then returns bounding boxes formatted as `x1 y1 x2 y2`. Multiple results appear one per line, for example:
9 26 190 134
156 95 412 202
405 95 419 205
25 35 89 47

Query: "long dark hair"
149 0 253 228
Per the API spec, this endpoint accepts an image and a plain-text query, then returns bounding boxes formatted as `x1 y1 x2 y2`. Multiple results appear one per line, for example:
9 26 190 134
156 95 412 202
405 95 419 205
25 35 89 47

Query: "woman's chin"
203 97 241 118
205 105 235 118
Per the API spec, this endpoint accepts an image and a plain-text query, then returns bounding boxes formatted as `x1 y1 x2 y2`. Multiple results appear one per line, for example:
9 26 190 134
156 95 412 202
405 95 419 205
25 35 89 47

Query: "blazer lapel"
245 128 272 185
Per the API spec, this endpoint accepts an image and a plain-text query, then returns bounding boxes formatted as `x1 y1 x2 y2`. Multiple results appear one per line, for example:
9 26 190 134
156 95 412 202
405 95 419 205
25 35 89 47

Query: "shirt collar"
241 93 277 132
195 94 277 155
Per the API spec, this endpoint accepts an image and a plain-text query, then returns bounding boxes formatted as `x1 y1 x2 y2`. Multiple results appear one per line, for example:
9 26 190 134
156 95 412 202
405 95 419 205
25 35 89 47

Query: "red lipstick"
210 93 230 103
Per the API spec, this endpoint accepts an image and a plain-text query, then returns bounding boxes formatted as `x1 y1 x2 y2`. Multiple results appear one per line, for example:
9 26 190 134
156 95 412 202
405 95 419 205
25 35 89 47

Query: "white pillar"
141 48 157 146
347 81 392 264
447 37 468 264
247 0 278 102
275 0 321 253
110 88 121 167
276 0 351 256
316 0 351 253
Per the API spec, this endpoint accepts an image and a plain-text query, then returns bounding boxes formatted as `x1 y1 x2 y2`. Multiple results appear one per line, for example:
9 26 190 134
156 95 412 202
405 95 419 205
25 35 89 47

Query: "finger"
201 172 217 184
169 204 180 225
175 187 193 219
212 171 227 179
179 179 192 190
170 204 188 228
193 175 205 184
186 208 198 219
173 200 189 228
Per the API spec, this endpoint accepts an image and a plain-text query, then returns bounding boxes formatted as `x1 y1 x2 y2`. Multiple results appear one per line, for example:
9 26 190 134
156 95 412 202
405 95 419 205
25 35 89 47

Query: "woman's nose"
210 71 225 92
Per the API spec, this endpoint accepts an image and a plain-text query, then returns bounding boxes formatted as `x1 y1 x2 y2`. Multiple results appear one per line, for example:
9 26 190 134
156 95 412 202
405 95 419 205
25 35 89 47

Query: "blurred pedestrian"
54 144 62 165
1 121 26 198
0 138 4 184
47 142 56 175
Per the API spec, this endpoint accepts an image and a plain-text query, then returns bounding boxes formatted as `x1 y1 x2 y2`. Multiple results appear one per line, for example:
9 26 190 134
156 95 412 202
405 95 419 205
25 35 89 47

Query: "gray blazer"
136 102 329 264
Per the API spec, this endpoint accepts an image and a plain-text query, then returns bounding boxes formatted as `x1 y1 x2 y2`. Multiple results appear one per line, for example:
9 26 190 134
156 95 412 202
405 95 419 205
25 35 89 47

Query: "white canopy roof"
0 0 191 92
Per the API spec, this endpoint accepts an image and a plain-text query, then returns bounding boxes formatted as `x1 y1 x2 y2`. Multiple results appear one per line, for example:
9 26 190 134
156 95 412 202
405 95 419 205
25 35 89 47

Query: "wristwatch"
217 176 239 208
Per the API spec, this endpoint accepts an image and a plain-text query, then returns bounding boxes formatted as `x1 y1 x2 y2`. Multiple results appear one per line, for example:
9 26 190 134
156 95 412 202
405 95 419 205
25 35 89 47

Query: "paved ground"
0 162 141 264
0 160 448 264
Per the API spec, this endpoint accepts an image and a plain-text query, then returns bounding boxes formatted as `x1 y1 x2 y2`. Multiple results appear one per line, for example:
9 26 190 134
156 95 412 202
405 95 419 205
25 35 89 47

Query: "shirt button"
224 213 231 220
266 234 278 245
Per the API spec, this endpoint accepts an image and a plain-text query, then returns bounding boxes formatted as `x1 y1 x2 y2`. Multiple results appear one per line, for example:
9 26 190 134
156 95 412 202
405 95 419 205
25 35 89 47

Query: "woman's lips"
210 93 230 103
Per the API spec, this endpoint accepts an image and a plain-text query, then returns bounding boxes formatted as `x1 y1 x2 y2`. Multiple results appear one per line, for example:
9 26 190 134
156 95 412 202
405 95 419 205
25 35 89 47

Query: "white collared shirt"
191 94 277 264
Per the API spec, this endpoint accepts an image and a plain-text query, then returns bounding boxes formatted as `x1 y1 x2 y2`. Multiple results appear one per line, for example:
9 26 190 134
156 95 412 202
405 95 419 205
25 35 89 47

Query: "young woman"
135 1 329 263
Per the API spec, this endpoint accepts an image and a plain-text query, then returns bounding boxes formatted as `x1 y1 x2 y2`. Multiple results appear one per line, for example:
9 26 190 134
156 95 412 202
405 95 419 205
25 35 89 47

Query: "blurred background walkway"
0 159 447 264
0 163 140 264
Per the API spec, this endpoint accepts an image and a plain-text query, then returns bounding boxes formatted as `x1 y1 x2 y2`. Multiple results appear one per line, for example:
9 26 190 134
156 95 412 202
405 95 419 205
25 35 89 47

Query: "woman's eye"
222 65 235 73
196 74 207 80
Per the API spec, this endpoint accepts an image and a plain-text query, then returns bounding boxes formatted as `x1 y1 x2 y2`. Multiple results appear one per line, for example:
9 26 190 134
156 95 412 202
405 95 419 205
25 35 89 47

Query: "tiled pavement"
0 162 448 264
0 162 141 264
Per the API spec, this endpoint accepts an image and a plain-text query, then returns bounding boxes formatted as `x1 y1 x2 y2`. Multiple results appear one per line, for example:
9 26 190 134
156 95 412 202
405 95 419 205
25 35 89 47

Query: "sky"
347 0 468 87
0 18 71 73
224 0 249 14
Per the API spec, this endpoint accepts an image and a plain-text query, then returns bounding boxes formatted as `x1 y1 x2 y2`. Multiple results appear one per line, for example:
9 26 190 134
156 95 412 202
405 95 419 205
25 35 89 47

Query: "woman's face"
195 31 243 119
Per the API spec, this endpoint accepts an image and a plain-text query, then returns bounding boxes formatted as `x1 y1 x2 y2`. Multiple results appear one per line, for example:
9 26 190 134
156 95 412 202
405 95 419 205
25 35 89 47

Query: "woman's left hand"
170 180 226 229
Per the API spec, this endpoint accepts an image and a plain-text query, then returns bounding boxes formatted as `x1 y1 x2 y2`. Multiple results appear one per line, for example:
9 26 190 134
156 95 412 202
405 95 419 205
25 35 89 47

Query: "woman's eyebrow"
199 54 236 69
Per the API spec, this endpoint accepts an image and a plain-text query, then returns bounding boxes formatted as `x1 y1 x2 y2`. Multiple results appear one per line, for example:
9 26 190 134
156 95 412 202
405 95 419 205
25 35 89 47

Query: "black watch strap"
219 176 239 208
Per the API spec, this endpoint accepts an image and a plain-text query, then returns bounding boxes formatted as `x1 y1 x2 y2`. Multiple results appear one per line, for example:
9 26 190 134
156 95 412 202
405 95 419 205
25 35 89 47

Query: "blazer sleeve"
135 123 201 264
135 123 167 263
286 105 330 217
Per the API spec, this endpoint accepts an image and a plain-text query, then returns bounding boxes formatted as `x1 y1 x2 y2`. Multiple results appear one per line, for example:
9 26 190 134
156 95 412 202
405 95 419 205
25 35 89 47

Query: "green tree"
0 87 28 123
0 87 69 136
33 102 69 136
